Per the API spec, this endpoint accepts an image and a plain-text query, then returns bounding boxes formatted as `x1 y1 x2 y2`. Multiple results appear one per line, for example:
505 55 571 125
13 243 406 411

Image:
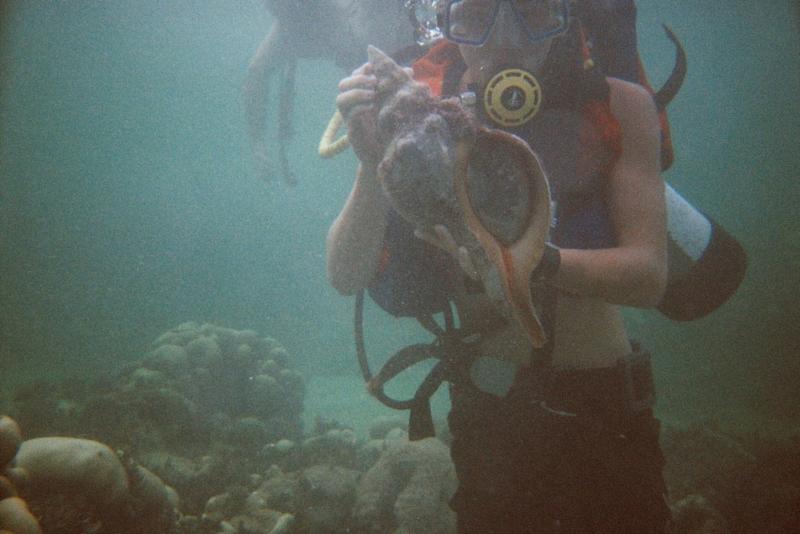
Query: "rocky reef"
663 421 800 533
1 323 459 533
0 414 41 534
2 322 798 533
1 430 177 533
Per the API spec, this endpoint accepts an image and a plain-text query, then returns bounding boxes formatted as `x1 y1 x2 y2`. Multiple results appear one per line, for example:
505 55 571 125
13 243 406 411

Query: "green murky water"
1 1 798 436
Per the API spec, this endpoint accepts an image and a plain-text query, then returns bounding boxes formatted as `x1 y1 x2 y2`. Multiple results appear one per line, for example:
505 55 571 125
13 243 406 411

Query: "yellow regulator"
482 68 542 128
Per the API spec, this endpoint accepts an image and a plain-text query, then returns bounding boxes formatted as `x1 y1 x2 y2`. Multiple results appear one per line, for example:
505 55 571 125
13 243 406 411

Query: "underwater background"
1 0 799 441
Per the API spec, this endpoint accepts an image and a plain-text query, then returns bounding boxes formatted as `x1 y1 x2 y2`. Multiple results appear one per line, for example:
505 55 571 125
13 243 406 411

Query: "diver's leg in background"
244 21 288 182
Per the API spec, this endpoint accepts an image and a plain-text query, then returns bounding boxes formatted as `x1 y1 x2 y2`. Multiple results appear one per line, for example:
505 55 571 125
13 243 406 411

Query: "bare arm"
326 65 391 295
243 22 285 166
326 164 391 294
552 78 667 307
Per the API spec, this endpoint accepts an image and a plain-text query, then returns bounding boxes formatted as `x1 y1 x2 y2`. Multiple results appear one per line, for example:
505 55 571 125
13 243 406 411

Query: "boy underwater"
327 0 671 531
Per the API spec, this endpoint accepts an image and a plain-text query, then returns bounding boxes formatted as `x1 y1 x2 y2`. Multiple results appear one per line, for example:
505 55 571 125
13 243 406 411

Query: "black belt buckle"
621 350 655 414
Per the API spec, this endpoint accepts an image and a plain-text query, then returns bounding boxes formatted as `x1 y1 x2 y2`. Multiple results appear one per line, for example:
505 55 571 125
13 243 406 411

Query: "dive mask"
443 0 569 46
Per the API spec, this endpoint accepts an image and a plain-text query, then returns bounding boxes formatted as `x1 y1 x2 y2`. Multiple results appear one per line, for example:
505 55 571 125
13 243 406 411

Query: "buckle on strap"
533 345 656 419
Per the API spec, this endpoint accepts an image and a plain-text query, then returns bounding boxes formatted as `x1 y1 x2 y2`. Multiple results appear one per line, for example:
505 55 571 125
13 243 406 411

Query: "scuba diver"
327 0 745 532
245 0 422 185
329 0 670 531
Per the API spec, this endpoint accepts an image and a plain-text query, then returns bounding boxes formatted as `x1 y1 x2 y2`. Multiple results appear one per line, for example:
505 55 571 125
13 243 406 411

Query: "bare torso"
446 70 648 371
455 285 631 370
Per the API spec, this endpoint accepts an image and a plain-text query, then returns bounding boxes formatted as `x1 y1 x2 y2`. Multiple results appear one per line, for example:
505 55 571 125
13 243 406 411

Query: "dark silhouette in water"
243 0 416 186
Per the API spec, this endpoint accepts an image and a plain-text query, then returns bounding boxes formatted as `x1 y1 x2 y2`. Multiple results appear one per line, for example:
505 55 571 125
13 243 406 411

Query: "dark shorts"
448 362 671 534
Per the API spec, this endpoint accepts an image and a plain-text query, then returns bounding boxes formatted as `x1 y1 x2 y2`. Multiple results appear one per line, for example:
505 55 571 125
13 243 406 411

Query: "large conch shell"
453 129 552 348
365 45 553 350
